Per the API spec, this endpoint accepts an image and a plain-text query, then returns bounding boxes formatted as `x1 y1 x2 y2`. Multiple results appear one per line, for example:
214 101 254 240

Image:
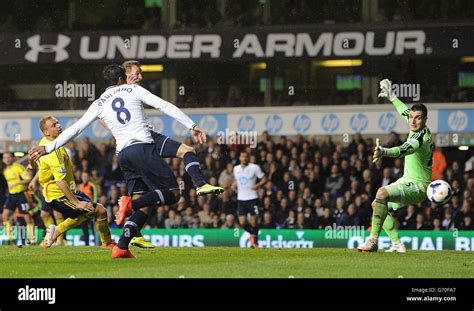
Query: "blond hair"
122 60 141 73
39 115 54 133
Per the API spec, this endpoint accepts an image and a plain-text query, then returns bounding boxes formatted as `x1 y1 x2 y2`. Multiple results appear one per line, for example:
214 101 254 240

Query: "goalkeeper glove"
373 138 388 163
378 79 397 101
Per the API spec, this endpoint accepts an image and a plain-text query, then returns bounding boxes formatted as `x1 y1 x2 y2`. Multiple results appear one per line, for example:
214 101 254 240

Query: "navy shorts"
41 197 53 213
118 143 179 196
151 131 182 158
49 190 97 219
237 199 259 217
4 192 32 215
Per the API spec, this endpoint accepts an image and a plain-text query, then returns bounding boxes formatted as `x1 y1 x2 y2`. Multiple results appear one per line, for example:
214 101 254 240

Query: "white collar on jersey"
105 85 119 91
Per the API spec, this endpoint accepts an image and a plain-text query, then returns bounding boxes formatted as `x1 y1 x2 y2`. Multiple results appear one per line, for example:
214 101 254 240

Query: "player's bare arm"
55 180 94 212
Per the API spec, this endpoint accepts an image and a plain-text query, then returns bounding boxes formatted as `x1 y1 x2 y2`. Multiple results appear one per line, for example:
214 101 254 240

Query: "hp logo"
350 113 368 133
321 114 339 133
293 114 311 133
265 114 283 134
237 115 255 131
379 112 397 132
447 110 468 132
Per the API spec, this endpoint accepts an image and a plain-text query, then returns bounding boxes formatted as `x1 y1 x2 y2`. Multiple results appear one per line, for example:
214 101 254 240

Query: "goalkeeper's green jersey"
385 98 433 183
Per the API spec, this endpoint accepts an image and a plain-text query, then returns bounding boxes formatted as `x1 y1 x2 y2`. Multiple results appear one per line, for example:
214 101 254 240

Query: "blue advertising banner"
438 109 474 133
31 114 228 140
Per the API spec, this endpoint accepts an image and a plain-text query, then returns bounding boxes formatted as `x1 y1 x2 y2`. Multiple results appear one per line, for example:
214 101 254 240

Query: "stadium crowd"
3 132 473 233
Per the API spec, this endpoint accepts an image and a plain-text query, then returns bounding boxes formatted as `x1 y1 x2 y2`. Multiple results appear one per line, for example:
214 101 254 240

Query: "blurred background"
0 0 473 246
1 0 474 110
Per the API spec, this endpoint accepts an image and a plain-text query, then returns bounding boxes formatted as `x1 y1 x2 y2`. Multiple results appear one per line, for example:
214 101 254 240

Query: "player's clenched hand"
127 73 140 84
191 125 207 144
28 146 47 162
378 78 396 101
75 201 94 212
372 138 387 163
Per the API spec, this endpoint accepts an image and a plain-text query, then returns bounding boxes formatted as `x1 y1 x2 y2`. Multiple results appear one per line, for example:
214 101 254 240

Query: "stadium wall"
19 229 474 251
0 103 473 147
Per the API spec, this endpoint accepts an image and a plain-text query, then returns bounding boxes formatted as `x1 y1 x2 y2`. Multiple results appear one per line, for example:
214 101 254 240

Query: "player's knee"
139 206 150 214
53 210 63 219
176 144 195 158
376 188 389 201
2 211 10 221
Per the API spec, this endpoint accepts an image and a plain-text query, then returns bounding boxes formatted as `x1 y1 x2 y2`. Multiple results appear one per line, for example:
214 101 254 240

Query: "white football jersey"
96 85 154 152
45 84 195 154
233 163 265 201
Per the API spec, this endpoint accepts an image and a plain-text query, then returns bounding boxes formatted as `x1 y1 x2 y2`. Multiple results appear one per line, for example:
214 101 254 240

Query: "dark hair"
103 64 126 87
411 103 428 117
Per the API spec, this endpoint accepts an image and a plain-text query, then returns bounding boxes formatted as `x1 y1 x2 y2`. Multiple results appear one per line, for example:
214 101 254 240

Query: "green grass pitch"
1 246 473 278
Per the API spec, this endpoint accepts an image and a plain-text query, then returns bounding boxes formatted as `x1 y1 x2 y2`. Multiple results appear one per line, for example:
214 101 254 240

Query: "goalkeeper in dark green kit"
358 79 433 253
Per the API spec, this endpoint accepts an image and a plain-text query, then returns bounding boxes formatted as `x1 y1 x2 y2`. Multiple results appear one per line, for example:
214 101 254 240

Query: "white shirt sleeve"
44 101 102 153
254 164 265 179
138 86 196 130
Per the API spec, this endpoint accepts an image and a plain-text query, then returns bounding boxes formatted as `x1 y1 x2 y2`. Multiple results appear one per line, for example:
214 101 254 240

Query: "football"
426 180 453 204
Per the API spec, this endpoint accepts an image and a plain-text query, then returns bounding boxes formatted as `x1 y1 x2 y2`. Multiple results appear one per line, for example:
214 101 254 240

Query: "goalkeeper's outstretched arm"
378 78 410 123
373 135 421 162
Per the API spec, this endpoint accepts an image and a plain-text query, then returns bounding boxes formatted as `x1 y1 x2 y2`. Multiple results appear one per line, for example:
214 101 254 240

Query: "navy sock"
132 189 179 211
117 210 148 249
243 223 251 234
250 225 259 236
131 191 161 211
183 152 206 187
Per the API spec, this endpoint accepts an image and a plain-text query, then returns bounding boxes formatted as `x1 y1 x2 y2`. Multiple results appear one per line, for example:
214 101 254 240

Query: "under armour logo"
25 34 71 63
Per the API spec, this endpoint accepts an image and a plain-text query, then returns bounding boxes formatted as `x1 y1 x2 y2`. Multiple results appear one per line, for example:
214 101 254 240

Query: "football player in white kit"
29 64 222 258
233 151 267 248
98 60 224 249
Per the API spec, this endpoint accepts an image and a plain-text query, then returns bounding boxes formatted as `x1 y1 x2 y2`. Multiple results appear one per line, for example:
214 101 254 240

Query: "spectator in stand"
377 168 395 189
432 218 442 230
283 210 297 229
218 163 235 189
339 203 360 227
442 209 455 230
325 165 344 196
221 214 238 229
415 213 432 230
261 211 276 229
454 200 473 228
398 205 417 230
459 216 473 230
198 203 213 228
317 207 336 229
165 210 178 229
104 155 123 183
